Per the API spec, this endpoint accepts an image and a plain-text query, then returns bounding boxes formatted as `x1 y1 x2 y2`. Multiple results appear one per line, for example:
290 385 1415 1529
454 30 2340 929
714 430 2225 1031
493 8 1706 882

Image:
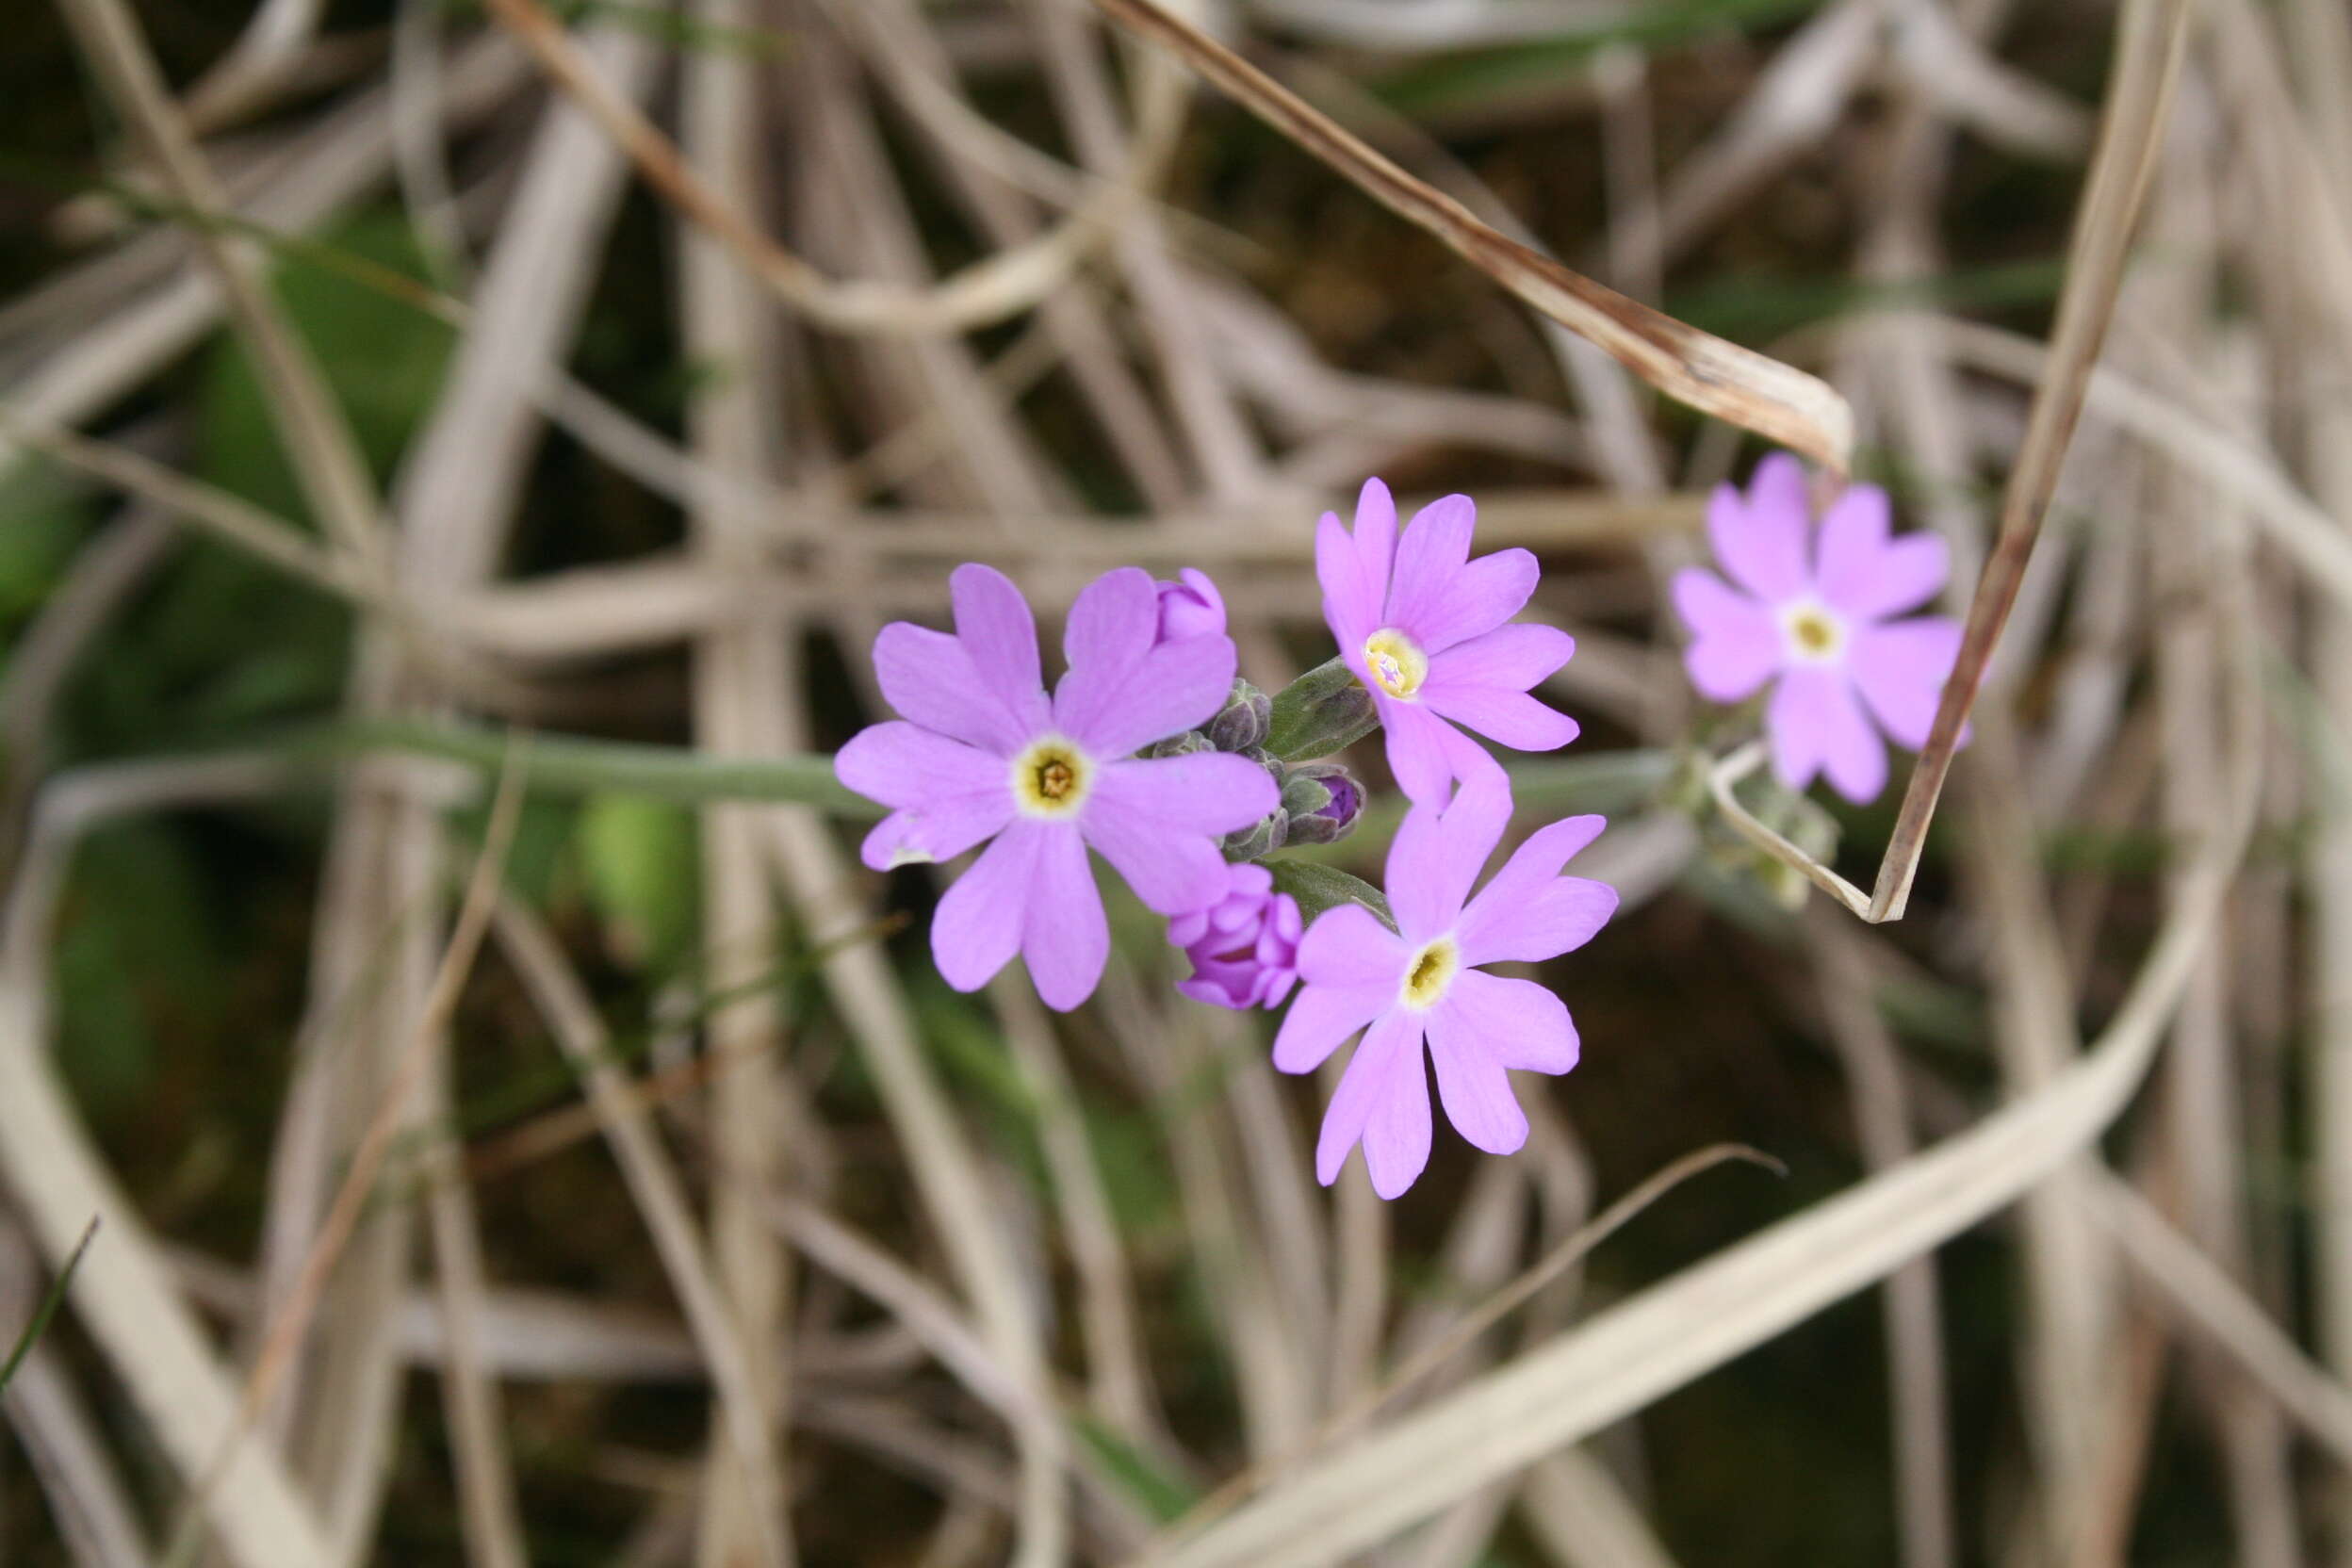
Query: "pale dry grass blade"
1805 916 1953 1568
1932 319 2352 610
1957 711 2115 1560
1869 0 2193 923
1649 1 1879 271
1148 1145 1768 1556
760 808 1070 1566
0 1218 155 1568
488 896 789 1568
179 0 326 131
1520 1450 1679 1568
0 412 382 611
0 33 525 490
988 977 1169 1449
481 0 1164 338
409 848 531 1568
2143 270 2298 1565
0 756 330 1568
2088 1169 2352 1467
1096 962 1315 1462
2273 13 2352 1559
54 0 387 570
0 507 174 868
678 1 795 1557
1086 0 1854 473
1136 538 2262 1565
157 748 527 1568
1031 0 1266 499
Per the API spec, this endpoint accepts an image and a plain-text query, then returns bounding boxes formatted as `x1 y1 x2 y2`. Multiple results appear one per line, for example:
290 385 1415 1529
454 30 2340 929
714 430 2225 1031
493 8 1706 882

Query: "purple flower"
838 564 1279 1011
1672 453 1964 804
1155 567 1226 644
1169 863 1302 1010
1318 479 1580 804
1273 774 1617 1199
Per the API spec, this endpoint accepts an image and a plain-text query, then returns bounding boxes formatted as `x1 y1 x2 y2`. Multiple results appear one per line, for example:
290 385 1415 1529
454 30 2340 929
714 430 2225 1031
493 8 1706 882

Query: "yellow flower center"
1400 936 1459 1011
1780 601 1847 664
1363 628 1429 699
1010 736 1092 819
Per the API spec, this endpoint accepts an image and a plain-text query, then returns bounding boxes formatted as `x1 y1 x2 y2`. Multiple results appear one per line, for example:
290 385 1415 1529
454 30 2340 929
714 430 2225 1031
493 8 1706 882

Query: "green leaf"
0 1218 98 1397
198 209 458 521
1264 858 1394 928
1072 1416 1199 1525
577 795 701 971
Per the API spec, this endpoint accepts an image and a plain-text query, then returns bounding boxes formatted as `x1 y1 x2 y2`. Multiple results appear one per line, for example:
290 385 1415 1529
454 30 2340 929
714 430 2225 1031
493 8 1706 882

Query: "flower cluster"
837 479 1617 1199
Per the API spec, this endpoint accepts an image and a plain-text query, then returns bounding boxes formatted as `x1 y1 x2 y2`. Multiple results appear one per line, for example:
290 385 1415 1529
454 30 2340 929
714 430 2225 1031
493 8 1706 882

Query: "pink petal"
1378 697 1462 805
1848 617 1964 751
836 721 1006 811
1456 814 1617 965
1296 903 1410 989
1426 622 1574 693
1062 638 1238 760
874 624 1033 755
1053 567 1160 744
1315 1009 1431 1199
1769 664 1885 804
1418 684 1579 754
1021 824 1108 1010
1352 477 1398 606
1672 568 1782 703
1383 771 1511 941
950 565 1050 727
1710 453 1811 602
858 801 1010 872
1084 755 1276 913
1093 753 1278 834
1423 1006 1527 1155
1816 486 1948 621
1316 510 1383 652
1406 548 1541 655
931 821 1046 991
1382 495 1474 632
1435 968 1579 1074
1271 979 1393 1074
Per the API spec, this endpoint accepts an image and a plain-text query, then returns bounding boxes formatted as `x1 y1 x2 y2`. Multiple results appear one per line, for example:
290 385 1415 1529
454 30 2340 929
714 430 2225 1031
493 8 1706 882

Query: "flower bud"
1281 762 1364 845
1263 656 1380 762
1168 862 1302 1009
1153 567 1226 644
1220 807 1287 860
1202 679 1272 753
1144 729 1215 760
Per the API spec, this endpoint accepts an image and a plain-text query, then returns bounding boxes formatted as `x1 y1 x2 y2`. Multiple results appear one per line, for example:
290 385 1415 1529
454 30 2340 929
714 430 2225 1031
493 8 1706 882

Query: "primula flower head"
1273 773 1618 1199
837 564 1278 1011
1154 567 1226 645
1674 453 1964 804
1168 862 1302 1010
1317 479 1580 804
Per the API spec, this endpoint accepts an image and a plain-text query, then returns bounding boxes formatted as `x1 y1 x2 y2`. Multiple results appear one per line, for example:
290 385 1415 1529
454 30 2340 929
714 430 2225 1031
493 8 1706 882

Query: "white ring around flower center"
1778 599 1848 665
1399 935 1460 1011
1010 734 1093 819
1363 627 1429 699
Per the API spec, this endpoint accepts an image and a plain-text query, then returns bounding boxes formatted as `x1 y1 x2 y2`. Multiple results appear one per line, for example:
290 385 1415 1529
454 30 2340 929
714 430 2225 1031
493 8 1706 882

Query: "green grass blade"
0 1217 99 1396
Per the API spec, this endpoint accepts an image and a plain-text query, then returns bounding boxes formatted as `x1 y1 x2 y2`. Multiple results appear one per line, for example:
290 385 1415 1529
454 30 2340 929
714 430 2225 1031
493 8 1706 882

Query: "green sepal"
1264 657 1379 762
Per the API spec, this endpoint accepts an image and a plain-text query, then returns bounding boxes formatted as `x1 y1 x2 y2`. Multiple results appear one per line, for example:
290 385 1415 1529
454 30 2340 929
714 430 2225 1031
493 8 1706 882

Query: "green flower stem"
301 719 879 816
